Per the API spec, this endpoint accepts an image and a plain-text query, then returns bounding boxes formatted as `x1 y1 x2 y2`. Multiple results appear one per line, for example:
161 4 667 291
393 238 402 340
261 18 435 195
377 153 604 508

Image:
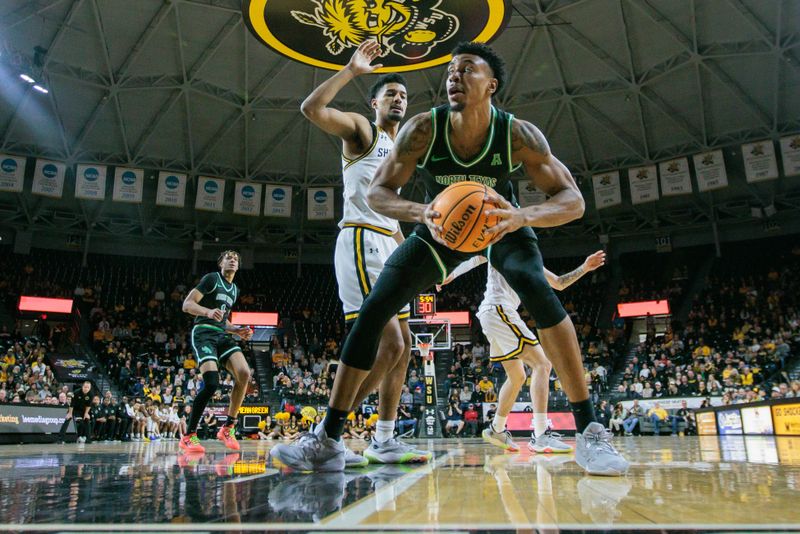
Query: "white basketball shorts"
477 304 539 362
334 223 410 323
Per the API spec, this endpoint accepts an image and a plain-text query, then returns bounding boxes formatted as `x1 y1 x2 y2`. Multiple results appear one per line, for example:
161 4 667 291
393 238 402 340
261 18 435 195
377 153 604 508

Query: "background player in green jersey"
180 250 253 453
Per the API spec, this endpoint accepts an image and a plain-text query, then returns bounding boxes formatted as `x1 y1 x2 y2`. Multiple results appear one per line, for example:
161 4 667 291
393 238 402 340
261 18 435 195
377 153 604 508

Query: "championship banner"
112 167 144 203
156 172 187 207
47 353 95 382
658 157 692 196
693 150 728 192
195 176 225 212
517 181 547 207
779 135 800 176
591 171 622 209
0 154 26 193
264 185 292 217
74 164 107 200
0 404 74 435
243 0 512 73
307 187 333 220
627 165 659 204
742 140 778 183
233 182 262 216
31 159 66 198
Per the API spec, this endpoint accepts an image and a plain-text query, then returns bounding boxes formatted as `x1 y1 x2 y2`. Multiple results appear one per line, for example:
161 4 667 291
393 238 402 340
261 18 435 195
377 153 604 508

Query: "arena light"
423 311 470 326
18 296 73 314
616 300 670 318
230 312 278 326
19 74 35 83
32 84 48 94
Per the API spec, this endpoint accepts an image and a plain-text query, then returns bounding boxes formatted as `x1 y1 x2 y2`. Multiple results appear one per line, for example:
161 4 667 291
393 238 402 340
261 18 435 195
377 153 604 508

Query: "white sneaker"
575 422 629 476
528 431 573 454
344 444 369 468
363 437 432 464
482 426 520 452
270 427 345 472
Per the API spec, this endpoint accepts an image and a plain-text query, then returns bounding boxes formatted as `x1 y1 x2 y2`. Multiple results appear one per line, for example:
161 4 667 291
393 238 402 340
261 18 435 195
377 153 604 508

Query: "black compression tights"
341 236 443 371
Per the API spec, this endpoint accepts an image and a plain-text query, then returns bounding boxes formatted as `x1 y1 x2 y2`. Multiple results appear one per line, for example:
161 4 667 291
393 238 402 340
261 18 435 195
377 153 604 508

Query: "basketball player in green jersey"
274 40 430 467
180 250 253 453
273 42 628 476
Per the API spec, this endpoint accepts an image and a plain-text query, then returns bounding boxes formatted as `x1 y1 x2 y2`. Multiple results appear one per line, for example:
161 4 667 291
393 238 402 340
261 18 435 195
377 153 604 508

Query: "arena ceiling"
1 0 799 253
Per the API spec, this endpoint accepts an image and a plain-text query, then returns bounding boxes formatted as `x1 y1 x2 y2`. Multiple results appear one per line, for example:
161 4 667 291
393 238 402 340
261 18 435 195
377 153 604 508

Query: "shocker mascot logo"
244 0 511 72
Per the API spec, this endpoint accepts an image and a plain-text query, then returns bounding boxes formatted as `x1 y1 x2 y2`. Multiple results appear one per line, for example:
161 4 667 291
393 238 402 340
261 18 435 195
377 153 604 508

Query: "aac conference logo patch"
243 0 512 72
1 158 17 173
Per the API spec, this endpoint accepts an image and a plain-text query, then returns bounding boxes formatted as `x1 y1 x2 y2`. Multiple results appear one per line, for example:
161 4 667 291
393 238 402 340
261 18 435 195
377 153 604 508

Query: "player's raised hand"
206 308 224 322
583 250 606 271
423 204 447 246
346 40 383 75
484 191 526 243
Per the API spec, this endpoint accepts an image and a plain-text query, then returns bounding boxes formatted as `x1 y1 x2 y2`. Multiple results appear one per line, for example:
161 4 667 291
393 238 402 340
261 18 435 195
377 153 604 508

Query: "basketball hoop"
419 342 433 362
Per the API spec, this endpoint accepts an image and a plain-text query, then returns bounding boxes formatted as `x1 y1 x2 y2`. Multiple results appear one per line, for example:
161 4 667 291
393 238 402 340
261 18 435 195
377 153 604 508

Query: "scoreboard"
414 293 436 316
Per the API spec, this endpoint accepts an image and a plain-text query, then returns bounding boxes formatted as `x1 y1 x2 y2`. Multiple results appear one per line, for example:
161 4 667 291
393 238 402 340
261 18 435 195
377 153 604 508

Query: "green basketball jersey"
416 104 521 205
193 272 239 330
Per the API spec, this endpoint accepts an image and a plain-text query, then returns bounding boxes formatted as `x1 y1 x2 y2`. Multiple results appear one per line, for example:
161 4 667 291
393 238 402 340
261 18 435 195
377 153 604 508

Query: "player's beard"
387 109 404 122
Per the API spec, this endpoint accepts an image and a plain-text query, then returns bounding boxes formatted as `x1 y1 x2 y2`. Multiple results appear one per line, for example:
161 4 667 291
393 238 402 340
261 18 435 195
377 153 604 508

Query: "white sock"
533 413 548 438
375 420 395 442
492 415 507 432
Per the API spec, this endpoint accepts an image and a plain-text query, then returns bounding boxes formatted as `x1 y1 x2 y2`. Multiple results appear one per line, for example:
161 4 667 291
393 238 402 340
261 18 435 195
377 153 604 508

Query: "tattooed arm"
368 112 444 233
486 118 584 240
544 250 607 291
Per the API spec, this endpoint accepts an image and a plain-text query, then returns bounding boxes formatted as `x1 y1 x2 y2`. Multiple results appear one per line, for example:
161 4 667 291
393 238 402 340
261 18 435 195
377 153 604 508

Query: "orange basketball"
431 181 500 253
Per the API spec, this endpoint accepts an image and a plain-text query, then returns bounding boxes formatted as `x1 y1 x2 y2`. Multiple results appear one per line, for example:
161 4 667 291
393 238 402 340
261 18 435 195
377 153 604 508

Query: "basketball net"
419 342 433 362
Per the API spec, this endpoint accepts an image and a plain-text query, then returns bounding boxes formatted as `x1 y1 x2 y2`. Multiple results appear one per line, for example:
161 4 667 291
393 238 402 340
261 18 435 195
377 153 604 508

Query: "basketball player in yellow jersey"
272 40 430 470
440 251 606 453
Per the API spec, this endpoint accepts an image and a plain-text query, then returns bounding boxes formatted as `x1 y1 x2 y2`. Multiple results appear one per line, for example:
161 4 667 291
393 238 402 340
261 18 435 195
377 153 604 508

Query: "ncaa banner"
307 187 333 220
693 150 728 192
628 165 659 205
0 154 25 193
74 164 107 200
156 172 187 207
742 140 778 183
196 176 225 212
112 167 144 203
517 181 547 207
658 157 692 197
591 171 622 209
243 0 512 73
779 135 800 176
31 159 66 198
264 185 292 217
234 182 263 216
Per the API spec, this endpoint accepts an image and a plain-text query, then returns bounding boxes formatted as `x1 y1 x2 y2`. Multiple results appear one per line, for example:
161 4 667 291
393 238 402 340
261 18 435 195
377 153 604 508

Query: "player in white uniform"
441 250 605 452
277 40 430 467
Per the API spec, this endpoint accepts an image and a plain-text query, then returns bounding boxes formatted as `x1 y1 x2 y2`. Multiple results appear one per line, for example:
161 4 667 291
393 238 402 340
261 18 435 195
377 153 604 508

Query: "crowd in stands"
0 336 69 406
3 238 799 445
613 241 800 407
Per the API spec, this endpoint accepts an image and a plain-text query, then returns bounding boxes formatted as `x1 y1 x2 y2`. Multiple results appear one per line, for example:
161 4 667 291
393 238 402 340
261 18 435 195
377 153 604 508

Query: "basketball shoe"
363 437 432 464
217 425 240 451
482 425 520 452
344 444 369 468
528 431 573 454
179 432 205 453
270 425 345 472
575 422 629 476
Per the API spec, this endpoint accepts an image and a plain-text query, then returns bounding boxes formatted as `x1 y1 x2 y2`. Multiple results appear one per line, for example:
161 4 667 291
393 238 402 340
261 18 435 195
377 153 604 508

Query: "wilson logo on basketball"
243 0 512 72
443 204 475 244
